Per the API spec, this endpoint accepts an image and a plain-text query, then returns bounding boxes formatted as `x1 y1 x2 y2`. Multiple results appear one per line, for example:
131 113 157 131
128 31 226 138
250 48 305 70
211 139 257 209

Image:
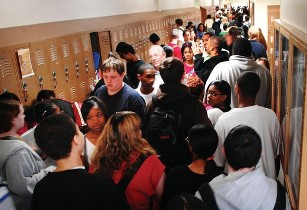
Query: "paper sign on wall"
18 48 35 78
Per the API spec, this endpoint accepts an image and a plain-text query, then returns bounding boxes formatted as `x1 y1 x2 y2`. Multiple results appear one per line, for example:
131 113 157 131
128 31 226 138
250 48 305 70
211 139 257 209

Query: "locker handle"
75 62 79 77
38 76 43 90
65 66 69 81
85 58 89 73
22 81 28 103
52 71 57 88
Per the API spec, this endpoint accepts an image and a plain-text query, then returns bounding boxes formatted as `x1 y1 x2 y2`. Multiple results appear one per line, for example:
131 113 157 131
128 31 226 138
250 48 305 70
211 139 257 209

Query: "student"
81 96 107 169
213 72 279 179
32 114 129 210
0 99 55 210
92 111 165 210
144 57 212 167
196 125 289 210
116 42 145 88
204 80 231 127
136 64 157 105
161 125 221 208
149 33 161 45
95 56 146 121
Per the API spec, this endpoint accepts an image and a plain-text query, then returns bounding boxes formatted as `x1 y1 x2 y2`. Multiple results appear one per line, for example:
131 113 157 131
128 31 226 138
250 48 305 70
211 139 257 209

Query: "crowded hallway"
0 0 306 209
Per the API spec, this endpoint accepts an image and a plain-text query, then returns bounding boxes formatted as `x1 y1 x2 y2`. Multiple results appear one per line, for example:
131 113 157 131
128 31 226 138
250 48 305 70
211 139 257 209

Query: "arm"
5 148 55 197
155 172 166 201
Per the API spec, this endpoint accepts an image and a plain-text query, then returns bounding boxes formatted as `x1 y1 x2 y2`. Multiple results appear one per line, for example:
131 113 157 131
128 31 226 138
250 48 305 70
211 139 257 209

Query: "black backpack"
145 96 182 164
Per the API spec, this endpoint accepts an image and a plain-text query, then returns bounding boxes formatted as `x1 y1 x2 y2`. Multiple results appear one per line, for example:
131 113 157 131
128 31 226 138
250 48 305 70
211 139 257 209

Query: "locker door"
70 35 88 101
80 33 96 96
31 42 54 92
58 37 79 101
98 31 112 63
45 40 69 99
0 50 21 99
12 46 39 106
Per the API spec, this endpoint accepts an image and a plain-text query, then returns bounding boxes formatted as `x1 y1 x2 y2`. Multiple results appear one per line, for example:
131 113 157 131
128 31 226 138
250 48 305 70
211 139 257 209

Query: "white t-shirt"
207 108 224 127
214 105 279 179
136 87 157 106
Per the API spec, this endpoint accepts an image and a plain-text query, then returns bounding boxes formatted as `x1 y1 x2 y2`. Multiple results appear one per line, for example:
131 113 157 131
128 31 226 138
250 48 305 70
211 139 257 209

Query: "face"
137 69 156 88
190 31 196 41
205 38 213 54
102 69 125 95
198 24 204 32
183 47 193 62
202 34 211 50
225 34 234 46
86 106 106 133
149 47 165 70
14 104 25 130
183 31 191 42
206 85 226 107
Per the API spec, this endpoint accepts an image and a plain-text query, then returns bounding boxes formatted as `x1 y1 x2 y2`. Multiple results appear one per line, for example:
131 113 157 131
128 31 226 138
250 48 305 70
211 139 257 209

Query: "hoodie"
204 55 272 108
0 139 55 209
196 167 277 210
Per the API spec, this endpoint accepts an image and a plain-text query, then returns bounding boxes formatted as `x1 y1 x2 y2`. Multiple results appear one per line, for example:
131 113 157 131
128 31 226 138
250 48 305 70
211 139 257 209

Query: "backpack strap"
198 183 219 210
273 180 286 210
117 154 148 190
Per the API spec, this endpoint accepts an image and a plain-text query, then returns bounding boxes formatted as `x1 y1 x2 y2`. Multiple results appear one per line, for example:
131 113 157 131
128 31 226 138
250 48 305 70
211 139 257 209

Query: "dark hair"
0 99 21 133
206 80 231 112
159 57 184 84
175 18 183 26
149 33 160 44
163 45 174 58
224 125 262 170
81 96 107 121
0 92 20 102
228 26 238 37
187 124 218 160
100 56 125 75
207 15 212 19
34 113 77 160
165 193 207 210
236 71 261 98
36 90 56 102
34 101 60 123
115 42 135 55
197 23 205 32
232 38 252 57
138 63 155 75
181 42 193 61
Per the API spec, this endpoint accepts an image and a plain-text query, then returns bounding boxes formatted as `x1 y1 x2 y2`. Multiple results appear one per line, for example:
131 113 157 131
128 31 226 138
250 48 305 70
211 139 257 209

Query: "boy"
136 63 157 105
32 114 129 210
196 125 289 210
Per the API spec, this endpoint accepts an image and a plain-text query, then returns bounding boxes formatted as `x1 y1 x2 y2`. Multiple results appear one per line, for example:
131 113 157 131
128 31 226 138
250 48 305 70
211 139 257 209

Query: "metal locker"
58 37 80 101
0 50 22 100
45 40 70 100
98 31 112 64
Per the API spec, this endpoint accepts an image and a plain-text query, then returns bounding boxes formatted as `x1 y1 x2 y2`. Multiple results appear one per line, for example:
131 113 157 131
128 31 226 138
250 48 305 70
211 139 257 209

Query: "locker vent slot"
35 48 45 66
0 57 12 78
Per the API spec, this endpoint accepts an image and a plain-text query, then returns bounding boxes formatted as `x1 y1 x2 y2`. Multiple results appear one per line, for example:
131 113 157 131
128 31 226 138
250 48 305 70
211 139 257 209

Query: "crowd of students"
0 5 290 210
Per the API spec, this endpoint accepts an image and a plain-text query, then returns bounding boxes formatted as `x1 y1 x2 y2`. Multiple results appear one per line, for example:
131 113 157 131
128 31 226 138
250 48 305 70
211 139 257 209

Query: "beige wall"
280 0 307 33
0 0 196 29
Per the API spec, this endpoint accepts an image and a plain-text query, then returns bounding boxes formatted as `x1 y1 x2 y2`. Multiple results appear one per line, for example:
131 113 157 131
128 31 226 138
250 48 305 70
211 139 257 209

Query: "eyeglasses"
206 91 223 96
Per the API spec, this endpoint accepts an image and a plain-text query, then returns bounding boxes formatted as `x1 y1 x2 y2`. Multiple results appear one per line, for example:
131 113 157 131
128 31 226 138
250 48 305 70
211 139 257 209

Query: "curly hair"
92 111 156 176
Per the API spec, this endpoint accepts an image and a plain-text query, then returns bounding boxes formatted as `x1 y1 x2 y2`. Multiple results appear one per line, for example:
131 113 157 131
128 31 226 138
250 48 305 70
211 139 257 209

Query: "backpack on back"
145 96 182 165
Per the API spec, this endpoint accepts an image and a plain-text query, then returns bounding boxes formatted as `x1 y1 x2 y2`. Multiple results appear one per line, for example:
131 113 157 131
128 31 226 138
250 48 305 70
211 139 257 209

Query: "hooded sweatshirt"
0 139 55 210
145 83 212 167
196 167 277 210
204 55 272 108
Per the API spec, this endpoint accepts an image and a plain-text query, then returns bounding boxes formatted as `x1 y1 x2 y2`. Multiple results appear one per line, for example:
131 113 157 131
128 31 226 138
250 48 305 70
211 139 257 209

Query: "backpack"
145 95 182 164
